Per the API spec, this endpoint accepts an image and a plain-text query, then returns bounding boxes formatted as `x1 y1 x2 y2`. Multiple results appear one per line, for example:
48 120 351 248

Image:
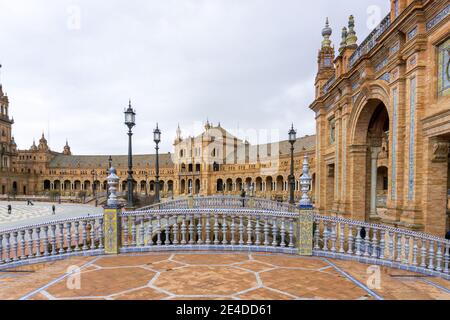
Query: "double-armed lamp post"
124 101 136 208
288 124 297 205
153 124 161 203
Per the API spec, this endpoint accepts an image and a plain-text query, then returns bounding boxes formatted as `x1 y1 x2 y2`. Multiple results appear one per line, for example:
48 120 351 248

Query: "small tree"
78 191 87 203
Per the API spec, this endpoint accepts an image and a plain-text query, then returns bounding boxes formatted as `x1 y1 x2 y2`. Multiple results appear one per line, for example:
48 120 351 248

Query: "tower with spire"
63 139 72 155
315 18 336 98
0 64 16 173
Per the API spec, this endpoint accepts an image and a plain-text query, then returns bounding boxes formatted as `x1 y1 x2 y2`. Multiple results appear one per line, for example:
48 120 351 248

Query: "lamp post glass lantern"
288 124 297 205
154 124 161 203
124 100 136 208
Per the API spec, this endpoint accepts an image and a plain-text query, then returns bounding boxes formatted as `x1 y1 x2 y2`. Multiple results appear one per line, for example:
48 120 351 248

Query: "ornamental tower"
315 18 335 98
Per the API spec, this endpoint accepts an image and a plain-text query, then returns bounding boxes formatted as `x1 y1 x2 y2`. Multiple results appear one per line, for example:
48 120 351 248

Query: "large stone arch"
346 81 391 222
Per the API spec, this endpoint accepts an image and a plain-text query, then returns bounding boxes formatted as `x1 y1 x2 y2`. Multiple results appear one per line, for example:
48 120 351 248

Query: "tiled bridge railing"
0 199 449 280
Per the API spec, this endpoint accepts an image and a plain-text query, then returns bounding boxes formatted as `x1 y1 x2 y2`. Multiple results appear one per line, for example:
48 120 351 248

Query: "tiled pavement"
0 252 448 300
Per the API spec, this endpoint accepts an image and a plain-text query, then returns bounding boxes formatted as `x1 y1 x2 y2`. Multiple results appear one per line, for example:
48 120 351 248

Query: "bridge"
0 195 449 285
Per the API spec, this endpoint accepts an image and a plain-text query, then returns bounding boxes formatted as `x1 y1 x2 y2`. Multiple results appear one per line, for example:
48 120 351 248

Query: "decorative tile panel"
408 77 416 201
438 38 450 97
426 5 449 31
391 89 398 201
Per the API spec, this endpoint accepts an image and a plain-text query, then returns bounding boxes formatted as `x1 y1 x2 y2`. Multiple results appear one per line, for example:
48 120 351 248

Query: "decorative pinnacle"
321 17 332 48
346 15 357 47
339 27 348 53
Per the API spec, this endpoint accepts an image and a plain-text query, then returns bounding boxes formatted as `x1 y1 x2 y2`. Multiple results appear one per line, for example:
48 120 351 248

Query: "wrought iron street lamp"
124 100 136 208
91 169 98 207
107 155 113 200
144 171 148 196
153 123 161 203
288 124 297 205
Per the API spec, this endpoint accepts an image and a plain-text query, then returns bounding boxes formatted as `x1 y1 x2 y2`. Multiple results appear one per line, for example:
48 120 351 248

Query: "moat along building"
0 0 449 236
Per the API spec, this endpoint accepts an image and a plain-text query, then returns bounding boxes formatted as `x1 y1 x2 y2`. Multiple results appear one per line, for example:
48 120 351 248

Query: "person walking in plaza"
52 204 56 215
7 204 12 215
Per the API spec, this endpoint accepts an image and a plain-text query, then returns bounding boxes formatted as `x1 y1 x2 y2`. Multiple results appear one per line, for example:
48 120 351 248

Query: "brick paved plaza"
1 252 448 300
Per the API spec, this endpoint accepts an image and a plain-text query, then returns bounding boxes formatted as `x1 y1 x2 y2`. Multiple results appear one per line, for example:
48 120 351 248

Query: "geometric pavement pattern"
0 252 449 300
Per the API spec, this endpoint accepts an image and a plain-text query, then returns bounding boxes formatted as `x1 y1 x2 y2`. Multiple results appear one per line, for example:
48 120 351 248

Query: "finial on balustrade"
299 154 313 210
106 166 121 208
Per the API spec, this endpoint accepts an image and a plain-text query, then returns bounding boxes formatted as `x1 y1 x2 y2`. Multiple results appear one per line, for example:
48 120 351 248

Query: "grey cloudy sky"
0 0 389 155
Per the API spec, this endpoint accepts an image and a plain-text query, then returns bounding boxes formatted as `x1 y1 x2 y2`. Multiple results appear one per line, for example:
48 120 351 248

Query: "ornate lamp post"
288 124 297 205
124 100 136 208
91 169 98 207
144 171 148 196
153 124 161 203
107 155 113 200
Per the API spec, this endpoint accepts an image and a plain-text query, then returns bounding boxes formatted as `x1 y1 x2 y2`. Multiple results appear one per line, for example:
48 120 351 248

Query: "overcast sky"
0 0 390 155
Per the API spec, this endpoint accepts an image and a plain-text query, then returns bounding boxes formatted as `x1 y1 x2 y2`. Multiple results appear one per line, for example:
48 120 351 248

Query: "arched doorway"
350 98 390 221
195 179 201 194
217 179 224 192
180 179 186 194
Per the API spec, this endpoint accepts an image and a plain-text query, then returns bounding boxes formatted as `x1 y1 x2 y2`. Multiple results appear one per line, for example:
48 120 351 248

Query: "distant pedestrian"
52 205 56 215
7 204 12 215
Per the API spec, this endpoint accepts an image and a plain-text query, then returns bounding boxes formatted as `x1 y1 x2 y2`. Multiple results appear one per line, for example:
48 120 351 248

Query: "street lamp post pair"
288 124 297 205
124 101 161 208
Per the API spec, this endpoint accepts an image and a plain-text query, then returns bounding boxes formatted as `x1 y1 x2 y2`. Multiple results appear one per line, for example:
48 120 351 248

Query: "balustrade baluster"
197 214 203 245
59 223 66 254
214 213 220 245
98 219 104 250
314 221 320 251
323 221 329 252
26 229 34 259
74 222 80 252
231 217 236 245
444 243 449 274
172 216 179 245
50 225 57 256
81 221 88 251
388 231 394 260
4 233 11 263
247 216 253 246
34 228 41 258
288 219 294 248
0 234 3 263
131 216 137 247
137 217 144 247
371 229 378 258
189 214 195 245
239 216 244 245
43 227 49 256
428 240 435 270
330 222 337 253
363 227 370 257
122 217 128 247
435 242 443 272
89 220 96 250
280 218 286 248
379 230 385 260
66 223 72 253
181 214 187 245
403 236 410 264
205 212 211 245
19 230 26 260
147 217 154 246
396 233 402 262
355 226 361 256
255 216 261 246
272 218 278 247
165 215 171 246
262 218 269 246
156 215 162 246
205 213 211 245
420 239 427 268
347 225 353 255
221 215 228 245
412 237 418 266
12 232 18 261
339 223 345 253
